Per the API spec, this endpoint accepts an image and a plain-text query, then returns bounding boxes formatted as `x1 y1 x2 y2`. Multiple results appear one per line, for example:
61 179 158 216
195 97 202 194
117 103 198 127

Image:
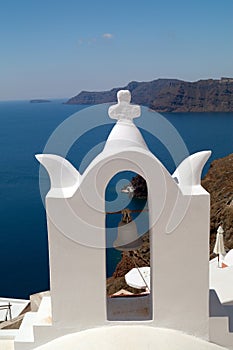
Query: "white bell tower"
14 90 211 350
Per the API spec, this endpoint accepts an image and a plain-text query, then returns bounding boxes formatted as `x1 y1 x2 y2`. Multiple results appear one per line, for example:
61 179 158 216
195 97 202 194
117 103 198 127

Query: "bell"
113 209 143 251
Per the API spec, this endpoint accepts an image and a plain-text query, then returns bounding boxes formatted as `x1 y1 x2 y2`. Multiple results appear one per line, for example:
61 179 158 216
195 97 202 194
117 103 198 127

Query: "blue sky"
0 0 233 100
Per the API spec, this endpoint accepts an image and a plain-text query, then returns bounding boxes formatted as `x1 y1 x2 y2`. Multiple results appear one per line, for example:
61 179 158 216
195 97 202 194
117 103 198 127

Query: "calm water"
0 99 233 298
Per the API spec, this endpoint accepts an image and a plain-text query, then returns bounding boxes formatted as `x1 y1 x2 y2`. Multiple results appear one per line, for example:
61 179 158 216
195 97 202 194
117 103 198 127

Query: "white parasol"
213 225 226 267
125 266 150 291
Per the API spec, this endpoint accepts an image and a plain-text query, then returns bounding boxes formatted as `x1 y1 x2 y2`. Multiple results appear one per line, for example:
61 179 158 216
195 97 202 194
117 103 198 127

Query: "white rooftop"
32 326 228 350
210 257 233 305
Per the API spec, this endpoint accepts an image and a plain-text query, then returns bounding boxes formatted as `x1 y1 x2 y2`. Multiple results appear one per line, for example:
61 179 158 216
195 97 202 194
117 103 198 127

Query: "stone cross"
108 90 141 122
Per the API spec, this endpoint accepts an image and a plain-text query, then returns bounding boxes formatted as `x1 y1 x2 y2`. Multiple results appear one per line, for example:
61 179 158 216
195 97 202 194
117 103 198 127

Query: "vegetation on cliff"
66 78 233 112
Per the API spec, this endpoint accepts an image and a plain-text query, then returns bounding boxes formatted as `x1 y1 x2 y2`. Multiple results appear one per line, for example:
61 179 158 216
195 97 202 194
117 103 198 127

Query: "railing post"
8 302 12 320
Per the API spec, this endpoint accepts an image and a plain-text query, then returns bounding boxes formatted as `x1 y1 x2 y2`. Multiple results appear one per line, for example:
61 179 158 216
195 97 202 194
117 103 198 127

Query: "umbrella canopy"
125 267 150 290
213 225 226 256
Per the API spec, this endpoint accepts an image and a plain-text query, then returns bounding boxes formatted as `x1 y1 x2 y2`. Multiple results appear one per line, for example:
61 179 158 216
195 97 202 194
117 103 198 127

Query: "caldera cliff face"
202 153 233 259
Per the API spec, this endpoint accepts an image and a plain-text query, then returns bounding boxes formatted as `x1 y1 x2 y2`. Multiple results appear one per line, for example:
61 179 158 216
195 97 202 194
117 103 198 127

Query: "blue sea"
0 99 233 299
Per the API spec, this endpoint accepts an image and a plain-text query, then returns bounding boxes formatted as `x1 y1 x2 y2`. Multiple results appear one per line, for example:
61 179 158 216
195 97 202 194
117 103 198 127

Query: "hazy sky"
0 0 233 100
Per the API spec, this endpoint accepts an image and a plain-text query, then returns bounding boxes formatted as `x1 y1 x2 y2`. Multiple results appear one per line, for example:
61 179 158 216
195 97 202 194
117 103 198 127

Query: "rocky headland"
30 99 51 103
66 77 233 112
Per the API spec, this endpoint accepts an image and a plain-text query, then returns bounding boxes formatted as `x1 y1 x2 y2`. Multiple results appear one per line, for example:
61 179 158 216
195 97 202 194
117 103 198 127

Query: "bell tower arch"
105 171 151 321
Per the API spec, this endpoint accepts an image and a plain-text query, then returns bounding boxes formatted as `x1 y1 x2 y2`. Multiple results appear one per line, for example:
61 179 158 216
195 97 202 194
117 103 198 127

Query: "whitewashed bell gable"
15 90 211 349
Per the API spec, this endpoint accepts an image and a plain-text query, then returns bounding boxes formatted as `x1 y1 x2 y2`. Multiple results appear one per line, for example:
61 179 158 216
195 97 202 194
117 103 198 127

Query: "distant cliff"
66 78 233 112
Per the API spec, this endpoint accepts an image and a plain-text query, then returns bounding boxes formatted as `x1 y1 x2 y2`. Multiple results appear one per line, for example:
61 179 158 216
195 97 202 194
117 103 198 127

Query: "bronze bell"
113 209 143 251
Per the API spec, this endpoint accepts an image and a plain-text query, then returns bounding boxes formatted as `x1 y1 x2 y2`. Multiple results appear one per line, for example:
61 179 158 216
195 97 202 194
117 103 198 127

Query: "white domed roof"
33 325 227 350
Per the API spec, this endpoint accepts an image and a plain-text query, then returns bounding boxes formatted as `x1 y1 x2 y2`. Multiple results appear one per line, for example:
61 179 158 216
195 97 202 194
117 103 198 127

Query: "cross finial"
108 90 141 122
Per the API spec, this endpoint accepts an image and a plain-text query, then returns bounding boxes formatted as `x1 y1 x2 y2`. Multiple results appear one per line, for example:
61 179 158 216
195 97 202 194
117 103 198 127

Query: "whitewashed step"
210 316 233 349
14 312 37 349
0 329 19 339
14 297 53 350
0 339 14 350
34 297 52 326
